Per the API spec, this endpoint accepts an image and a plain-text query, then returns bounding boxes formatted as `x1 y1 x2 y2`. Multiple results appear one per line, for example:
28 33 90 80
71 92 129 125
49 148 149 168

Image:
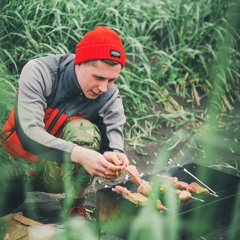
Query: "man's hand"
71 146 129 179
103 151 129 167
103 151 130 179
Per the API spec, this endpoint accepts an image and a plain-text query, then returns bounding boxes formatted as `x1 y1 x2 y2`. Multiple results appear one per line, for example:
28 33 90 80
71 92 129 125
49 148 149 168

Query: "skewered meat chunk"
159 184 168 193
125 165 142 185
173 180 189 190
156 199 166 211
168 176 178 184
115 185 130 198
188 182 210 194
185 183 196 193
115 186 148 206
137 180 153 196
125 192 149 206
176 190 192 201
168 176 189 189
4 234 10 240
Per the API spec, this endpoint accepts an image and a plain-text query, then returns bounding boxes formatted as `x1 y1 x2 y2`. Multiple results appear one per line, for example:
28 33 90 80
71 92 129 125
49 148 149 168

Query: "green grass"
1 0 239 139
0 0 240 239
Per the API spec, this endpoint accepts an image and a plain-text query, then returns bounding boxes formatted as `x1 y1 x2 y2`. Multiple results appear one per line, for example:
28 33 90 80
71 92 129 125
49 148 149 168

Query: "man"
0 26 129 220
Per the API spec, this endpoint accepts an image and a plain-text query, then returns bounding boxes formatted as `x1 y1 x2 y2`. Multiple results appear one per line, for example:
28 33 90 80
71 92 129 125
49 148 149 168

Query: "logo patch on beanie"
110 50 121 59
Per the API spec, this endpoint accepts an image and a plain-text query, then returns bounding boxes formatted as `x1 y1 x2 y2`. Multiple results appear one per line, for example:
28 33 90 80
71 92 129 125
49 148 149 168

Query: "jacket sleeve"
15 59 76 162
98 90 126 154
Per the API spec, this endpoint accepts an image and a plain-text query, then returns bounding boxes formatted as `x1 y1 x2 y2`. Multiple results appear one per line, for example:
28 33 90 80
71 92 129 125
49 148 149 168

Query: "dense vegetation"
0 0 239 239
1 0 240 138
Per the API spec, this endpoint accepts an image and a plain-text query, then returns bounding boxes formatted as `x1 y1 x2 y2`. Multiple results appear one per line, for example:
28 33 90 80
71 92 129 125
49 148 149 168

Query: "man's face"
75 60 122 99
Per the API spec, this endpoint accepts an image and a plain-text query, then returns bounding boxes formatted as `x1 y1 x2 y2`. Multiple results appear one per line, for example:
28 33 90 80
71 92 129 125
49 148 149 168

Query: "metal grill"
96 163 240 239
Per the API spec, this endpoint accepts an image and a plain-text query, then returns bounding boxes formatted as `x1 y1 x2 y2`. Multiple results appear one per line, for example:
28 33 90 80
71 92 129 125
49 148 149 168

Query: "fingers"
103 152 130 167
117 154 129 166
105 153 122 165
107 164 123 172
101 169 123 179
100 152 130 179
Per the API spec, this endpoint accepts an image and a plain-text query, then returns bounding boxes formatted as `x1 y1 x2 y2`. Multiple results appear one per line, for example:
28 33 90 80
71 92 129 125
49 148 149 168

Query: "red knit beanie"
74 26 126 68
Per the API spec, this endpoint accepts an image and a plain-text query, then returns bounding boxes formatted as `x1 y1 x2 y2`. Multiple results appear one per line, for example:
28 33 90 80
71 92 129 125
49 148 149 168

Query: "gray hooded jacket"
15 53 126 163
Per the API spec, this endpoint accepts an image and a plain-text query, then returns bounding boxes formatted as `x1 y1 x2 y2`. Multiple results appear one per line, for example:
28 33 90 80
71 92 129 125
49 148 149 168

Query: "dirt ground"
7 101 240 239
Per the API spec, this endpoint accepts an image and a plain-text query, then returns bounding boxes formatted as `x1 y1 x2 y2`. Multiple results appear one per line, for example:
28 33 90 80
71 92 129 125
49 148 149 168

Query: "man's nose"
98 81 108 93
